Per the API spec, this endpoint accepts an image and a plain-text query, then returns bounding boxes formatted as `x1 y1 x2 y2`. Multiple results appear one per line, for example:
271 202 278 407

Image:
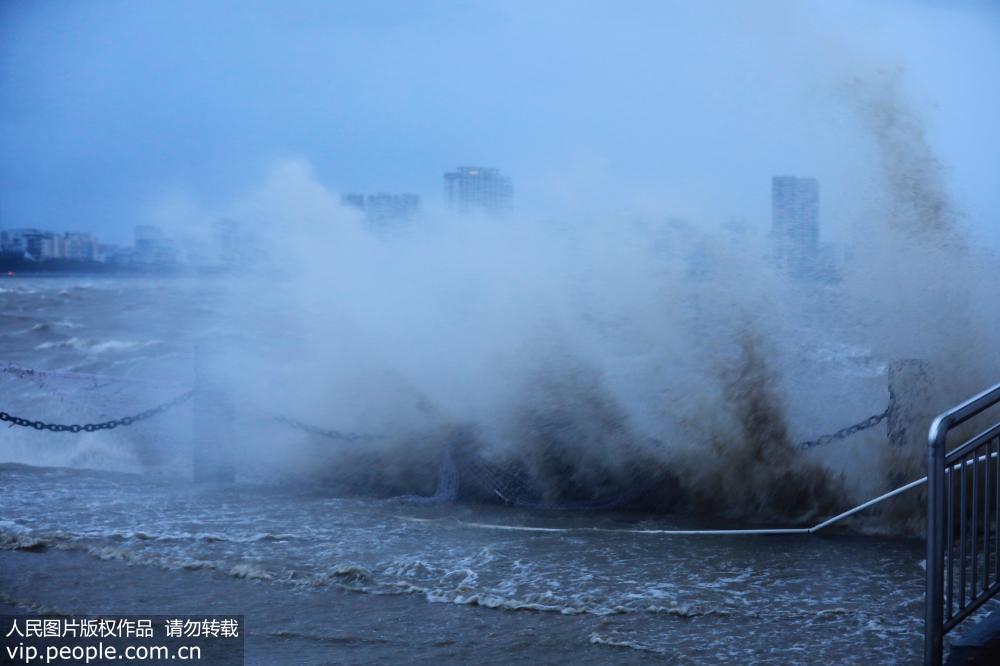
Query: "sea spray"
2 72 997 530
678 331 848 521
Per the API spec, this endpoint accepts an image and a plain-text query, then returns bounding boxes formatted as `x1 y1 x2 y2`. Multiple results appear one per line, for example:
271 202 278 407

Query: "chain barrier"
796 406 891 450
1 362 885 447
2 362 383 440
273 415 384 442
0 390 195 433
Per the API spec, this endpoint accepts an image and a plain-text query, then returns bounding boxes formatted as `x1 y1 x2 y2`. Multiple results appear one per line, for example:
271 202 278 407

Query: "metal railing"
926 381 1000 665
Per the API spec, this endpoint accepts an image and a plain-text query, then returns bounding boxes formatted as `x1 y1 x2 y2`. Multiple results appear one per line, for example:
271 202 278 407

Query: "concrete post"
882 359 936 507
887 359 935 452
193 343 236 484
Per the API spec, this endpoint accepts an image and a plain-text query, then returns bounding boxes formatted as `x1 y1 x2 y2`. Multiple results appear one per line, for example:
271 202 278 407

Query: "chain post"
887 360 935 451
886 359 937 491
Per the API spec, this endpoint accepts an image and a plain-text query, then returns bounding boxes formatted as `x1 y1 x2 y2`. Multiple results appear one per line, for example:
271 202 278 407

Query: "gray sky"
1 0 998 245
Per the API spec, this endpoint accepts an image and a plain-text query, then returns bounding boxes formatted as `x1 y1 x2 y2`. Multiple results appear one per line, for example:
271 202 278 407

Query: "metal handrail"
407 472 935 536
926 381 1000 666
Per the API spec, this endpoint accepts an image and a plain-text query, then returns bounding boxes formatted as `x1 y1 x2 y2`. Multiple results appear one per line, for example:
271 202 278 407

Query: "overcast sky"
1 0 998 245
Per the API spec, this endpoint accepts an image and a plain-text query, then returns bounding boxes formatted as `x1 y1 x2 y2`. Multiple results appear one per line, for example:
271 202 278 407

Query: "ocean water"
0 275 952 663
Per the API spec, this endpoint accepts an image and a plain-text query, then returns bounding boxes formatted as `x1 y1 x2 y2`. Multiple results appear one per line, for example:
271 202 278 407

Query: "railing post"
926 416 948 666
193 343 236 484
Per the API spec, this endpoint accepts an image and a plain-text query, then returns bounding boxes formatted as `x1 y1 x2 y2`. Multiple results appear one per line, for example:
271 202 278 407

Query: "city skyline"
3 172 845 280
2 2 997 248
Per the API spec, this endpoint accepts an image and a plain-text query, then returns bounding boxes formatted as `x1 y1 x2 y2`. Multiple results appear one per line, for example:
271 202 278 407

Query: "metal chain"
2 356 886 451
0 389 195 433
273 414 384 442
797 406 891 450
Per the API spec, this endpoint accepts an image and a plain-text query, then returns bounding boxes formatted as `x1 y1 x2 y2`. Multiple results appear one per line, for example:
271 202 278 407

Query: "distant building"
1 229 100 263
0 228 53 260
210 218 264 268
366 193 420 224
342 194 366 211
342 193 420 227
67 233 99 262
771 176 819 277
0 223 193 271
133 225 177 264
443 166 513 216
41 235 65 259
99 243 128 264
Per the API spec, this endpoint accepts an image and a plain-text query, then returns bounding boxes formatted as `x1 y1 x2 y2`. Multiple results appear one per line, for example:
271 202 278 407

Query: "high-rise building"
443 167 512 215
342 193 420 227
366 193 420 224
771 176 819 276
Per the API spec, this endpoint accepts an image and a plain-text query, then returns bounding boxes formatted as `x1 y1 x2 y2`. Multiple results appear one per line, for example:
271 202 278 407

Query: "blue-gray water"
0 276 959 663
